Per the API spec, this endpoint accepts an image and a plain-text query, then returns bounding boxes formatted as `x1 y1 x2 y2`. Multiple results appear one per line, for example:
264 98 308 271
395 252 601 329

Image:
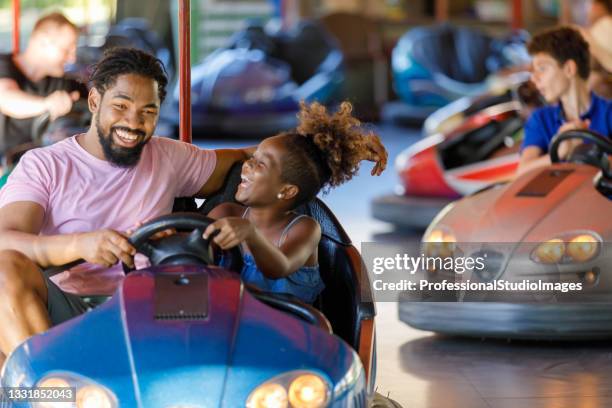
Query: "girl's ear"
280 184 299 201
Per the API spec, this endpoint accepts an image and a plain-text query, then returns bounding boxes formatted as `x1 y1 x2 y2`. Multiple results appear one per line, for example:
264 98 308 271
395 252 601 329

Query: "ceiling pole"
435 0 448 23
179 0 192 144
511 0 523 30
559 0 572 24
12 0 20 55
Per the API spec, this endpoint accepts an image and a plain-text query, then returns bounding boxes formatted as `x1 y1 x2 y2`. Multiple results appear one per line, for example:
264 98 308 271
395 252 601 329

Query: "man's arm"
590 41 612 72
517 137 584 176
0 202 135 268
0 79 49 118
578 27 612 73
0 201 82 266
195 147 255 198
0 79 78 120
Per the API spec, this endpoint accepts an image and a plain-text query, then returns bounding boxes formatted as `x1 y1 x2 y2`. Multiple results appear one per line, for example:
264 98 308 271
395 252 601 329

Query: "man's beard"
96 116 148 168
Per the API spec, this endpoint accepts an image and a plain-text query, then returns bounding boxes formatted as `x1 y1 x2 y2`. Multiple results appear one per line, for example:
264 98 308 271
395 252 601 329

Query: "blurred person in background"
578 0 612 97
0 12 84 166
517 27 612 175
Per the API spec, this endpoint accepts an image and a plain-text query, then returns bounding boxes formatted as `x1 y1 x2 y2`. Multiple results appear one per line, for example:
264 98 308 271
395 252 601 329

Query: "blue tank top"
240 208 325 304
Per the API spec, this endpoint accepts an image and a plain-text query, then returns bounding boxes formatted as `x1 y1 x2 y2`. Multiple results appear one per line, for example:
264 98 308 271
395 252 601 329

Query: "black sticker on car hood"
154 273 208 320
516 169 574 197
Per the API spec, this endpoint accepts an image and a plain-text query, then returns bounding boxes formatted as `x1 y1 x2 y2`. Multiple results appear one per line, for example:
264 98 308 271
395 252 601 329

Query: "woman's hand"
202 217 255 250
362 133 388 176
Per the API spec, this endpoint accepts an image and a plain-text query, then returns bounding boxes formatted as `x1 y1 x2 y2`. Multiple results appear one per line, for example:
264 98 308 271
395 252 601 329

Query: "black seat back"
293 199 375 348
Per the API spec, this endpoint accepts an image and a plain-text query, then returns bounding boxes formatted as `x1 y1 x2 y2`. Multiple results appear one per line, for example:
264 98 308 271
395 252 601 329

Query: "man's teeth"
116 129 138 141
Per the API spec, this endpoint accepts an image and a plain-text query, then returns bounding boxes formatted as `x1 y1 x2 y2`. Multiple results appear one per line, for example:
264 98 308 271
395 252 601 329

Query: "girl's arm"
203 216 321 279
246 218 320 279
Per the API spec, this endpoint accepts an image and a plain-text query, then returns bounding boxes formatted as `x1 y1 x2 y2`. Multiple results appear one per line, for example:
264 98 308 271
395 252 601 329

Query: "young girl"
203 101 387 303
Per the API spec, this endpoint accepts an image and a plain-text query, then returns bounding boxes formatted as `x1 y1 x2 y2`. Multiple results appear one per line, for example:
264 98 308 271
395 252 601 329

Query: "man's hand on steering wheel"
77 229 136 268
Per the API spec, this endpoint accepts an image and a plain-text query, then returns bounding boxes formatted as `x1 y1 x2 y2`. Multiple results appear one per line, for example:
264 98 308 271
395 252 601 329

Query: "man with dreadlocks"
0 47 387 360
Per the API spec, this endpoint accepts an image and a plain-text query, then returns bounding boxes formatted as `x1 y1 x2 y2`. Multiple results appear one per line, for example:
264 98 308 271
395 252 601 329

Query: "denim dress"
240 209 325 304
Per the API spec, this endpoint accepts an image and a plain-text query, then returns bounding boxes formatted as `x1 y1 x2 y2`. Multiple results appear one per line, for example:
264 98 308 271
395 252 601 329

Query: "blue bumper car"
384 24 530 126
161 22 344 138
1 164 397 406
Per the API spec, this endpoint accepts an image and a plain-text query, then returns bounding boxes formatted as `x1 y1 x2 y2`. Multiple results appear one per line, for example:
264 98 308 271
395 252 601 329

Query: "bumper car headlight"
247 383 288 408
288 374 328 408
423 228 457 258
567 234 599 262
246 371 330 408
35 373 117 408
76 385 114 408
531 232 601 264
532 239 565 264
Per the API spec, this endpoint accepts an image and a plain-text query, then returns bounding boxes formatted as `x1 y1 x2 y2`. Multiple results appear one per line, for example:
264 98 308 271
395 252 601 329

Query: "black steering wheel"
43 213 243 278
549 129 612 178
124 212 243 273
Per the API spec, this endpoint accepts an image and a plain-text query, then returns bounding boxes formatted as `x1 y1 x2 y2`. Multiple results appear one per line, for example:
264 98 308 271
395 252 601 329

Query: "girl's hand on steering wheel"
202 217 255 250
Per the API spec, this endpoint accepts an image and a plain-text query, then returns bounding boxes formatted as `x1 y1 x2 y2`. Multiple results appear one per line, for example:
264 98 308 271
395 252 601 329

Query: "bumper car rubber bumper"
399 295 612 340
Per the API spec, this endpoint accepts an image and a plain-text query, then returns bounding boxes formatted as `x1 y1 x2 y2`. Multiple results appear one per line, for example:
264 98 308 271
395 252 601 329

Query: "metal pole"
559 0 572 24
179 0 192 144
435 0 448 23
12 0 20 55
511 0 523 30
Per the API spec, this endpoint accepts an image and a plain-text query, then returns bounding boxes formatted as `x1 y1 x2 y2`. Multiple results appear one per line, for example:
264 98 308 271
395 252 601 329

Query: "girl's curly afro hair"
279 101 381 206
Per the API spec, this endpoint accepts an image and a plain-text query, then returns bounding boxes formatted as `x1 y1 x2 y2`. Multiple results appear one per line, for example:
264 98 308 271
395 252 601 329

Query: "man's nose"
124 108 145 129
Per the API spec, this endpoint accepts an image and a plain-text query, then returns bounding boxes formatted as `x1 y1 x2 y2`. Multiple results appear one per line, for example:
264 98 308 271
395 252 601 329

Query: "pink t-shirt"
0 135 216 295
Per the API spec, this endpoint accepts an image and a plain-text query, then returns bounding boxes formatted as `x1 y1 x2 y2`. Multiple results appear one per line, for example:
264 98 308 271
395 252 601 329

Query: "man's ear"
88 87 101 114
280 184 299 201
563 59 578 78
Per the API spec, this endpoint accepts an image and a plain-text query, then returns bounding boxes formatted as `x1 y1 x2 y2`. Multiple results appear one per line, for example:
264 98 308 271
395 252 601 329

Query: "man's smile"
113 127 144 148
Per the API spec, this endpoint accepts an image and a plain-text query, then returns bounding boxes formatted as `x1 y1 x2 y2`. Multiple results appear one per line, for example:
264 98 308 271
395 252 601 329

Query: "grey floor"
196 123 612 408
